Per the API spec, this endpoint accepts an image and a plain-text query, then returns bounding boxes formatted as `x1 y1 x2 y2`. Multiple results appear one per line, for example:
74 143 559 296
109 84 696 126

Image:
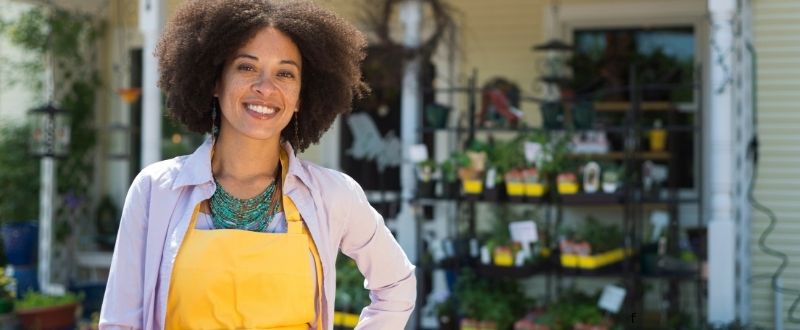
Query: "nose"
252 74 276 95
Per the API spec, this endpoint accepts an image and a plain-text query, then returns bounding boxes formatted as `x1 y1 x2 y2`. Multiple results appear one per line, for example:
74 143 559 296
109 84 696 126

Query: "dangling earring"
293 111 300 150
211 98 219 138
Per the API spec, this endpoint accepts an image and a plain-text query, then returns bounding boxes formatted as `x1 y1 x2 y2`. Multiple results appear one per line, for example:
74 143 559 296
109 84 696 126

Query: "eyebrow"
234 54 301 69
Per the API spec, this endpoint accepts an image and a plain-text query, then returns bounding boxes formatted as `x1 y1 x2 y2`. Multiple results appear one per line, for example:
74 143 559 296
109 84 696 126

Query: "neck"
211 133 282 184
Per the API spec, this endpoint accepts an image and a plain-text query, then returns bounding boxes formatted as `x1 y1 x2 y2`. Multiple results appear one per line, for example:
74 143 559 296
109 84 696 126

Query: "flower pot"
16 302 78 330
461 180 483 197
425 103 451 129
557 182 579 195
478 320 498 330
441 181 460 199
416 180 436 198
506 182 525 198
524 183 547 197
1 222 38 266
649 128 667 151
573 322 610 330
11 265 39 298
460 318 480 330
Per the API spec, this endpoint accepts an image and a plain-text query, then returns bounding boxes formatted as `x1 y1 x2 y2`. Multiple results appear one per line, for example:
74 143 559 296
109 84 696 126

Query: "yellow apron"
166 150 324 329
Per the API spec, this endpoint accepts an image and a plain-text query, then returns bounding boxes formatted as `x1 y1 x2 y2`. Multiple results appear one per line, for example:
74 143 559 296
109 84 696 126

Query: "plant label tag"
509 220 538 244
524 142 542 163
409 144 429 162
598 284 626 313
486 168 497 189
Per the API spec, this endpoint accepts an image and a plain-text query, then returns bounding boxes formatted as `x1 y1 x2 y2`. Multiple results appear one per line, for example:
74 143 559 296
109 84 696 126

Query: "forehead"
235 27 302 65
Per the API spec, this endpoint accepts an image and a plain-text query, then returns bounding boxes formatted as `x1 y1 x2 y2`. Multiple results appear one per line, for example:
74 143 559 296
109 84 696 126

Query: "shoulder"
295 159 365 202
130 155 190 194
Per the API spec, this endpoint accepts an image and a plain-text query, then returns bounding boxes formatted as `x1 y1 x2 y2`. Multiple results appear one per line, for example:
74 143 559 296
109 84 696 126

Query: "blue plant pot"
70 281 106 318
1 222 38 266
12 265 39 297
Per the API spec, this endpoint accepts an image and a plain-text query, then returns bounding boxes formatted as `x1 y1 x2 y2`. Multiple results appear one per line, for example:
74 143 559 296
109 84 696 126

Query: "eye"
277 70 296 79
237 63 256 72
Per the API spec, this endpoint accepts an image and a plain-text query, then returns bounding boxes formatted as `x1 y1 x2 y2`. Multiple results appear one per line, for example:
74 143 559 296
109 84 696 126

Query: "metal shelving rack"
415 67 705 329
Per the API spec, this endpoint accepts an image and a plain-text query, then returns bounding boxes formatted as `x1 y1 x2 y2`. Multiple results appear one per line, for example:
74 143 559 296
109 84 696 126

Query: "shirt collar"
171 137 310 190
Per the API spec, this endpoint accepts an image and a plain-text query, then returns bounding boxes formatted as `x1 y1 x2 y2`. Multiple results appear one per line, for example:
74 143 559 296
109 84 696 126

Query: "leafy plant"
0 124 40 224
579 217 623 254
15 291 82 311
537 290 605 330
454 269 532 330
2 7 102 250
334 254 369 313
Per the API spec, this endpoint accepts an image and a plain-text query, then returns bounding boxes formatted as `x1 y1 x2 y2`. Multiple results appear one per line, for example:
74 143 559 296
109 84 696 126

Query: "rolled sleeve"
338 176 416 330
99 174 150 329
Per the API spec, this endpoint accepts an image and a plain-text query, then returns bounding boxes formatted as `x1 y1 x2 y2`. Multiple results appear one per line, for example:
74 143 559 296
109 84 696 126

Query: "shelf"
568 151 670 160
558 193 625 205
594 101 676 112
473 261 552 279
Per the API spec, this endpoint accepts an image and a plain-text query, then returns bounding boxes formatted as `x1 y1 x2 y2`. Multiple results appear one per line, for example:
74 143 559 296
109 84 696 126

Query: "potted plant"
439 154 465 199
557 171 579 195
459 141 489 198
455 270 532 330
0 124 40 268
504 168 526 201
601 164 623 194
415 159 437 198
0 269 15 327
15 291 82 330
435 297 458 330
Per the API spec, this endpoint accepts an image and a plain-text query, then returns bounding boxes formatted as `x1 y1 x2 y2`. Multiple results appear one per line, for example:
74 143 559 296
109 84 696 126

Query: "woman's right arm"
99 173 151 329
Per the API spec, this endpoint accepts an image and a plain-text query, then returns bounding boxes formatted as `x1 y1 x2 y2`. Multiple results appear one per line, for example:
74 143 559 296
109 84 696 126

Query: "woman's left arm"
338 176 416 330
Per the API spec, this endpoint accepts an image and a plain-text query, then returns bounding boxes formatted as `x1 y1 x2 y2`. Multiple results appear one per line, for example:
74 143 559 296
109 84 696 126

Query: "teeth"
247 104 276 115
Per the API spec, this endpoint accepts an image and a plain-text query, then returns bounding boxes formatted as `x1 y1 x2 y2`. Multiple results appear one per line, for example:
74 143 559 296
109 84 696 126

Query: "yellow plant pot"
334 311 360 327
524 182 547 197
505 182 525 196
649 129 667 151
557 182 579 195
462 179 483 194
493 247 514 267
560 248 632 270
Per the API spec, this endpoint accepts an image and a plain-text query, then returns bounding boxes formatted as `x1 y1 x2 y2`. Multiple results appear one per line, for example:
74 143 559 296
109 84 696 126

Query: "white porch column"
139 0 165 167
396 0 422 263
707 0 737 324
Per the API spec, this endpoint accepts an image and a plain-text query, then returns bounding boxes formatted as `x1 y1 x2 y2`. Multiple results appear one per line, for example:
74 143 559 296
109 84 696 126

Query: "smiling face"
214 27 302 144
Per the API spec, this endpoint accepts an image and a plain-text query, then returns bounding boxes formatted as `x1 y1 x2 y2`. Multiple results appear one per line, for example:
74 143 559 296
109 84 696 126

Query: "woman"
99 1 416 329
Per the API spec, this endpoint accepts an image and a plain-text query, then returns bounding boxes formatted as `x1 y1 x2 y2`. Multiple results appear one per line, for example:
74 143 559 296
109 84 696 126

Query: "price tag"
509 220 538 244
409 144 429 162
598 284 626 313
523 142 542 163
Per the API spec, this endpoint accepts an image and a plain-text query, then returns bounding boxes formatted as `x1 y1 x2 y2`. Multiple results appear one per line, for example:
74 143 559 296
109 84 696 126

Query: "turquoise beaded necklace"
209 173 282 232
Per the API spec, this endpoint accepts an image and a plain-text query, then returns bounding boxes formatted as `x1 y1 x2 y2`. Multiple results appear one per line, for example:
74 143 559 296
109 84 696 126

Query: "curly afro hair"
156 0 369 152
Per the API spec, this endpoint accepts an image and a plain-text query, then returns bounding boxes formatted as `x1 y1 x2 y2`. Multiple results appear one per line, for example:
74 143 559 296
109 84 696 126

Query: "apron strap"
280 148 303 235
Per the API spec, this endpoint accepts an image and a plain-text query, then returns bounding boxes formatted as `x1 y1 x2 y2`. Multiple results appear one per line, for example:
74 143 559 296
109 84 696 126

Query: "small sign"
509 220 538 244
523 142 542 163
598 284 626 313
409 144 429 162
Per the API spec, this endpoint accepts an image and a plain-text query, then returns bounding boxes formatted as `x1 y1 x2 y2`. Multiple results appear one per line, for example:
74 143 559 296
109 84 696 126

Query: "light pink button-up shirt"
99 138 416 329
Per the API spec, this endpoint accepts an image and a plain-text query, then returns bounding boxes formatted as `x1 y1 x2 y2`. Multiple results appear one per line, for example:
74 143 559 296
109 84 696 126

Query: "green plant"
528 131 572 177
15 291 82 311
416 159 437 182
2 7 102 246
579 217 623 254
488 137 527 180
454 269 532 330
0 124 40 224
537 290 604 330
334 254 369 313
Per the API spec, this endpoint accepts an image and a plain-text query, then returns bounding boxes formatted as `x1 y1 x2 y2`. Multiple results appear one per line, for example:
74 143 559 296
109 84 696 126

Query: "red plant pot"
16 302 78 330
